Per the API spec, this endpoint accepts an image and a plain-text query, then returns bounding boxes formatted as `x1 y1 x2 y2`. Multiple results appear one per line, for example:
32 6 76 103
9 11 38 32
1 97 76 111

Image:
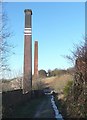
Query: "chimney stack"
23 9 32 94
34 41 38 78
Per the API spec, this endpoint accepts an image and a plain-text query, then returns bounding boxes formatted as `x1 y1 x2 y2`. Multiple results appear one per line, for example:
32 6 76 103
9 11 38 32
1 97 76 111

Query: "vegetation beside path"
11 95 55 118
12 96 46 118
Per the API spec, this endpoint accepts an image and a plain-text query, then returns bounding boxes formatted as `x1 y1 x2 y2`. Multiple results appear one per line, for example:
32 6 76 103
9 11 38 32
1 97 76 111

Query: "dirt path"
34 95 55 118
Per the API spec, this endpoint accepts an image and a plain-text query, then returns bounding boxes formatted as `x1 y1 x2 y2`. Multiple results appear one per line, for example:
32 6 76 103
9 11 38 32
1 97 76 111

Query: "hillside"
2 78 22 92
42 74 73 92
2 73 73 93
32 73 73 99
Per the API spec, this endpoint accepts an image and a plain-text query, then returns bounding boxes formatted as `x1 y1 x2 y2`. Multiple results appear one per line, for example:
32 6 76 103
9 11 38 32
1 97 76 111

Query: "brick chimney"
23 9 32 94
34 41 38 78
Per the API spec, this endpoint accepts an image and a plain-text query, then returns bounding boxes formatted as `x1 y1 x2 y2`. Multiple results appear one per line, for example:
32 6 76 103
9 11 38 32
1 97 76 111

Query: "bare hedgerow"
64 37 87 118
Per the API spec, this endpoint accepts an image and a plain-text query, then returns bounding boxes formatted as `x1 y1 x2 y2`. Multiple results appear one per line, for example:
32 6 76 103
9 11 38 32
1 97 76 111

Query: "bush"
47 68 67 77
32 79 46 90
38 70 47 78
63 80 73 96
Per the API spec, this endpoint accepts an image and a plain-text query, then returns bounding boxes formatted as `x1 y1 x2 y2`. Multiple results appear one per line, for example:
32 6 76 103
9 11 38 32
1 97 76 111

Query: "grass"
12 96 47 118
2 73 73 118
41 74 73 118
54 95 67 118
63 80 73 96
43 74 73 93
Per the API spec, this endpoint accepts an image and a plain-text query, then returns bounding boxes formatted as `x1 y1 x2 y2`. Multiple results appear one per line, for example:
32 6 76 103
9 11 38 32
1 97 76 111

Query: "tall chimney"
34 41 38 77
23 9 32 94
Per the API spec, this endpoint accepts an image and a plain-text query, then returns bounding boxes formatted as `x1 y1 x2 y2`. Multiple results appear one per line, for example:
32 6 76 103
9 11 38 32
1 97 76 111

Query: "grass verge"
11 96 46 118
54 95 67 118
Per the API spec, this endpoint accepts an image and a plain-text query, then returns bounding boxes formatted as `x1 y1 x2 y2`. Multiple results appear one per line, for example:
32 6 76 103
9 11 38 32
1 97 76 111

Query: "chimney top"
35 41 38 43
24 9 32 15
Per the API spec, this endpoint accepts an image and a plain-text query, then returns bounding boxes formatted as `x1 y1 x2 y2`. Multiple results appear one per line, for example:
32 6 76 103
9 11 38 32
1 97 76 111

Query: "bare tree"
0 3 13 78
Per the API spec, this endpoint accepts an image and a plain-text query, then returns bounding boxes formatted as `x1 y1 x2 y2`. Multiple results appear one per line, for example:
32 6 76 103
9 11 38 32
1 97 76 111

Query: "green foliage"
38 69 47 78
63 80 73 96
48 68 67 77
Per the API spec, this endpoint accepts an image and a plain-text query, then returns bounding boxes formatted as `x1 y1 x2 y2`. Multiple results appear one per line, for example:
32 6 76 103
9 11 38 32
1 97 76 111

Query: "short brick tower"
23 9 32 94
34 41 38 78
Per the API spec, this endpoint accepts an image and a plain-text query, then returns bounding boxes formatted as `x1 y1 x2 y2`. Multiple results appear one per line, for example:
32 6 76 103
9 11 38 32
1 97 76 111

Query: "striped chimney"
23 9 32 94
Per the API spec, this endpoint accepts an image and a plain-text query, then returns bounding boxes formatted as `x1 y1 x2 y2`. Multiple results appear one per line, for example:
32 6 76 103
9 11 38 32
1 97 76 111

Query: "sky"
3 2 85 77
3 0 86 2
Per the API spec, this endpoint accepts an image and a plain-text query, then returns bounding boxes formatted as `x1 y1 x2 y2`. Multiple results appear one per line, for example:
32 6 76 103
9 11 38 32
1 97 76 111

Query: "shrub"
63 80 73 96
32 78 46 90
38 70 47 78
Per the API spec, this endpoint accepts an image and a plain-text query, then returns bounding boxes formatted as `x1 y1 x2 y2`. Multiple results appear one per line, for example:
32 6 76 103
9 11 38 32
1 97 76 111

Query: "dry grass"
2 74 73 93
2 78 22 91
42 74 73 93
32 78 46 90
